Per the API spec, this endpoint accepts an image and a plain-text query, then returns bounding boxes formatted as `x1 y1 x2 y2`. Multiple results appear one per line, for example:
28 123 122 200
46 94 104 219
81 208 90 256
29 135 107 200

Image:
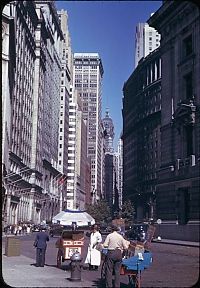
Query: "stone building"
2 3 16 226
123 47 161 221
148 0 200 241
2 1 65 225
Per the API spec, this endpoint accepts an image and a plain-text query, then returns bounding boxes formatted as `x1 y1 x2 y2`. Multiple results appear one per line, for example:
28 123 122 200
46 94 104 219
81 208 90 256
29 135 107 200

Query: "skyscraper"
102 109 115 153
73 53 104 203
135 22 160 68
114 137 123 210
102 110 115 210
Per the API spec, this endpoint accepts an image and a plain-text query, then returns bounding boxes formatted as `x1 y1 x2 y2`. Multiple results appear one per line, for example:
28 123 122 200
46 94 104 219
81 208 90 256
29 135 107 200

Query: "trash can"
5 236 21 256
69 252 82 281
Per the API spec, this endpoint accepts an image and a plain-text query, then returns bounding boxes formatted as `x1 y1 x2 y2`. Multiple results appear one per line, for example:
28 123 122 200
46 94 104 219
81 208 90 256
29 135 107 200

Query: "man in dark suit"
34 227 49 267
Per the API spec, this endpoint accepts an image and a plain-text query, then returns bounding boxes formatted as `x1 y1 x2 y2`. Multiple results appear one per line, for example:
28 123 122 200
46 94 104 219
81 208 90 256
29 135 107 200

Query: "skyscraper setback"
135 22 160 68
73 53 104 203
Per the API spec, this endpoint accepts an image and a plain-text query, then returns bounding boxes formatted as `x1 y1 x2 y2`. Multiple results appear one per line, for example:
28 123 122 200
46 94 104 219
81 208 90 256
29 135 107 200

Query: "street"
2 233 199 287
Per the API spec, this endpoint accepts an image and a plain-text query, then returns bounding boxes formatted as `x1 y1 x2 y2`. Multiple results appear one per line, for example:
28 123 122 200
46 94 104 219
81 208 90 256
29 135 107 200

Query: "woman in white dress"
85 224 102 270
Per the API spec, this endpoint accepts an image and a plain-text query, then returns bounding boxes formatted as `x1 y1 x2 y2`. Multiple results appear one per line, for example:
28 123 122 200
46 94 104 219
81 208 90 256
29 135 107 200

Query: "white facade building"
56 9 73 212
114 138 123 209
73 53 104 203
66 87 88 210
135 22 160 68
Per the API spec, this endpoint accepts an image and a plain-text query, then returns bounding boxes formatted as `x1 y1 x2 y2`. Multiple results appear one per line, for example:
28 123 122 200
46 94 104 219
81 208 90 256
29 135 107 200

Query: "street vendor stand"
101 224 156 288
55 230 84 268
121 224 156 287
121 251 153 288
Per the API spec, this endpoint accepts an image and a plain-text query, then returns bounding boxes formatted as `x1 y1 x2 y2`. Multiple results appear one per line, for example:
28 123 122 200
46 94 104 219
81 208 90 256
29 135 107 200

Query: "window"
185 126 193 156
184 72 193 100
183 35 192 57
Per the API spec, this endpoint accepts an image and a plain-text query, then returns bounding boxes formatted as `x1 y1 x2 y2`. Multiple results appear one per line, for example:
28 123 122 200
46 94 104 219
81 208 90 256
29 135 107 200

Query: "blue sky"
55 0 162 148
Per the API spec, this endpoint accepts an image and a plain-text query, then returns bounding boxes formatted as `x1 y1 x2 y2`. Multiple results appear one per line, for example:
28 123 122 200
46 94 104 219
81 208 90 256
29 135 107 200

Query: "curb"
152 239 199 248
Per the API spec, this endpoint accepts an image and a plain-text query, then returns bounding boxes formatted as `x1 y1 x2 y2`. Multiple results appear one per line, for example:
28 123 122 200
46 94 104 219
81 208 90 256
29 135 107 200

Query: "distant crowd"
3 223 35 235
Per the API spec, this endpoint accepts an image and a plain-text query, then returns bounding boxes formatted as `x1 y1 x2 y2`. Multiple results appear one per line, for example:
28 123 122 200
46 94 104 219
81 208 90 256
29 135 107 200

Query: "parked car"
125 223 149 242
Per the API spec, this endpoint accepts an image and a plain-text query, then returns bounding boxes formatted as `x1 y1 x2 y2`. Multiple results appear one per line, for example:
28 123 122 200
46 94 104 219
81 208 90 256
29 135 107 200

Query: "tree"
121 200 135 223
86 200 112 224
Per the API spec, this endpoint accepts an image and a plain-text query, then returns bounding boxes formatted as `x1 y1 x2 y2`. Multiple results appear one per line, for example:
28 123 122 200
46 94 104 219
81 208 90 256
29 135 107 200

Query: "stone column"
28 190 34 222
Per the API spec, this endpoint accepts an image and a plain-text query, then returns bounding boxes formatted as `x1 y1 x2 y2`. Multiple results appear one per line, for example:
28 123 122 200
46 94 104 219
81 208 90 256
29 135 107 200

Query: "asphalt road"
2 233 199 287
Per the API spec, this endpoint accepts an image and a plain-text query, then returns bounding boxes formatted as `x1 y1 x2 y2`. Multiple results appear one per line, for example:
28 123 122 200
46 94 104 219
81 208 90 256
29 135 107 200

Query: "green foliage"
86 200 112 224
121 200 135 223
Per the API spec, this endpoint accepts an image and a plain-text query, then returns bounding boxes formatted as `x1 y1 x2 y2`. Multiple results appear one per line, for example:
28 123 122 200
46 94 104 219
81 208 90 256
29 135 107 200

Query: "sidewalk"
2 242 94 288
152 238 199 247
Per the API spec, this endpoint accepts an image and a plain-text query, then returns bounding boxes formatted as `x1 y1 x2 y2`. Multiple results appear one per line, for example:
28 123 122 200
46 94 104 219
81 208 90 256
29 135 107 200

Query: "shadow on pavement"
91 279 129 288
44 263 58 268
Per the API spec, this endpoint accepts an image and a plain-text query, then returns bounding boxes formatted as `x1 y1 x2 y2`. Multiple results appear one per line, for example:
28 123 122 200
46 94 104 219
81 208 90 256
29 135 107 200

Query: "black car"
125 224 149 242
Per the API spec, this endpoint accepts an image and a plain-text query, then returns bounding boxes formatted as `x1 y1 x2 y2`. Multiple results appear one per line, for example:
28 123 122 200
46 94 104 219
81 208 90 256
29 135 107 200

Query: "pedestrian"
33 227 49 267
11 225 14 234
18 224 22 235
85 224 102 271
27 225 31 234
71 222 77 231
14 224 18 235
103 224 130 288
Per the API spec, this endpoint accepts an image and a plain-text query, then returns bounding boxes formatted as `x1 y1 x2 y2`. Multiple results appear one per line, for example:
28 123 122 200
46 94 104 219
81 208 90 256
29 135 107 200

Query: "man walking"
103 225 130 287
34 227 49 267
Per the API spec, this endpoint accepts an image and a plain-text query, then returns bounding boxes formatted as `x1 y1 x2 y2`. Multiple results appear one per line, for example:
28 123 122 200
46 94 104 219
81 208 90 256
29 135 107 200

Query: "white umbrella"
52 209 95 227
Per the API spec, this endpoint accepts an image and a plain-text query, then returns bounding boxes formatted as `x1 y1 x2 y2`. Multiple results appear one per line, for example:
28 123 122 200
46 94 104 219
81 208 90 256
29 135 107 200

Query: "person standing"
103 224 130 288
85 224 102 270
33 227 49 267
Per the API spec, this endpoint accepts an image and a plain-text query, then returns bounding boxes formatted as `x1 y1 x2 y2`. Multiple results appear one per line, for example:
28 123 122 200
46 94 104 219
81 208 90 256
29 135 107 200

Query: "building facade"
102 110 115 210
56 9 73 212
73 53 104 203
2 1 69 226
2 3 16 226
148 0 200 241
135 22 160 68
123 47 162 222
114 138 123 210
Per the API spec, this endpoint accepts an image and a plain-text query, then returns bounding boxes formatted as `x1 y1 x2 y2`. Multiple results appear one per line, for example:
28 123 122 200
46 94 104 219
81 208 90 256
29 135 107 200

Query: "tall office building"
114 138 123 209
2 1 64 225
57 10 72 176
102 109 115 153
102 110 115 210
73 53 104 203
135 22 160 68
2 3 16 226
66 87 89 210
